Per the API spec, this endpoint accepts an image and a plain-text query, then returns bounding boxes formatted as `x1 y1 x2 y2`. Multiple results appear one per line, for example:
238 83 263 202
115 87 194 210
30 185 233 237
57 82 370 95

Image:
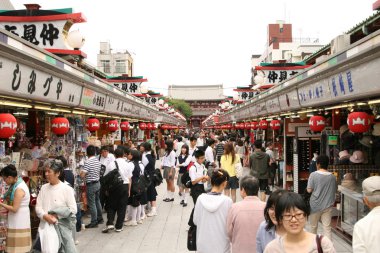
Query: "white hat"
350 150 365 164
362 176 380 196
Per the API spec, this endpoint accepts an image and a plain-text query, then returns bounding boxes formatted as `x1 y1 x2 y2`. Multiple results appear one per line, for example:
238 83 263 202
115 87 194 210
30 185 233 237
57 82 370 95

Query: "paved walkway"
76 166 353 253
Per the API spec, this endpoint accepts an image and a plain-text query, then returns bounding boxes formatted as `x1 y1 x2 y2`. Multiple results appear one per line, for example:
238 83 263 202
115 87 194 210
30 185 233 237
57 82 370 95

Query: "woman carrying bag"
221 142 241 203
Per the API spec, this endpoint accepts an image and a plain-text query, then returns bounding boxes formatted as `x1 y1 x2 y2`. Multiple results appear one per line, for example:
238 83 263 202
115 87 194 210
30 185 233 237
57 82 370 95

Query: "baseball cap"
362 176 380 196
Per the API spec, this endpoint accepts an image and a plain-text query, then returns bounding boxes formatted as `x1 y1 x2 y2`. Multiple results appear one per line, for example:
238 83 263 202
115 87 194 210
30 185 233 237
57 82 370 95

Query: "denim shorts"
225 176 239 190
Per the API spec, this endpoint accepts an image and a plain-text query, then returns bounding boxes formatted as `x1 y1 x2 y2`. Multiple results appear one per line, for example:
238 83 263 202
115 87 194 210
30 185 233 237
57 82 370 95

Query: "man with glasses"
307 154 337 240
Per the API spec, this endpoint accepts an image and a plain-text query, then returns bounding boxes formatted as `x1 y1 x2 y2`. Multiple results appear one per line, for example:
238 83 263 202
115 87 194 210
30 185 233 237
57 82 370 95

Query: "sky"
10 0 378 96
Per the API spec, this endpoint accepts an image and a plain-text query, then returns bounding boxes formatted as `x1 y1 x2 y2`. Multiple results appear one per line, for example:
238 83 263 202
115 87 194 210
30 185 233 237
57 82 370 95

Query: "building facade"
97 41 134 77
168 84 225 128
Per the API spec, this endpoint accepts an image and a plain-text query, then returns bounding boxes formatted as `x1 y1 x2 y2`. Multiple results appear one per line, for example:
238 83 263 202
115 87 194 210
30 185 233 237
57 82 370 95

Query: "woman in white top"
161 140 176 202
35 160 77 252
0 165 31 253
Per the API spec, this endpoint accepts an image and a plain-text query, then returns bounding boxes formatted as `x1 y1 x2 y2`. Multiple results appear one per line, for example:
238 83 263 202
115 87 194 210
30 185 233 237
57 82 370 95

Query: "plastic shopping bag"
39 221 59 253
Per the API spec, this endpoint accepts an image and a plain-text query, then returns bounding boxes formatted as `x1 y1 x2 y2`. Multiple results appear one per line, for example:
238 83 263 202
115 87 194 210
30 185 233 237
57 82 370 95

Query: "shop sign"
237 90 257 101
80 88 106 110
296 126 321 138
104 96 124 115
256 102 267 116
144 97 159 105
298 78 332 106
266 97 281 113
0 56 81 106
328 57 380 102
279 90 301 111
254 66 309 86
111 82 142 94
3 21 67 49
328 135 338 146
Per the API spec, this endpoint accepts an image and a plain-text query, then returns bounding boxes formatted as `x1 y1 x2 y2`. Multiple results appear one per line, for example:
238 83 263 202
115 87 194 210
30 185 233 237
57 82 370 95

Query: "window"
100 60 110 73
115 60 126 73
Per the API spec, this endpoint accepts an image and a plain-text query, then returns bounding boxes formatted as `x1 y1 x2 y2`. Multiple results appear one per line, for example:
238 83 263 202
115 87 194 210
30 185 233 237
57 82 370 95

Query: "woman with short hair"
0 165 31 253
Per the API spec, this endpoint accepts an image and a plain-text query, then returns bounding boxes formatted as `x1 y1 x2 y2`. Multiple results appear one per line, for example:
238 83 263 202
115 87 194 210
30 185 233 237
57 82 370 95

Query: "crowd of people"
0 130 378 252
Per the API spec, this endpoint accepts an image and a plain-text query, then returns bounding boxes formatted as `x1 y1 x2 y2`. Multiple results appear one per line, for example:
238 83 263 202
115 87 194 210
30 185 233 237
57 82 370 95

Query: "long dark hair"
224 142 236 164
142 142 156 159
181 144 189 156
165 140 174 156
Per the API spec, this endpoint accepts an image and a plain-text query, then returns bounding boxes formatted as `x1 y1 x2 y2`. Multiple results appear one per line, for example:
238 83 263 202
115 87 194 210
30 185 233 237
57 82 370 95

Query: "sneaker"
163 198 170 202
124 217 131 222
179 192 182 197
182 203 188 207
180 200 184 205
97 219 104 224
137 220 143 224
124 221 138 226
115 228 123 232
140 214 146 220
102 225 114 233
168 198 174 202
75 240 79 245
147 211 157 217
85 223 98 229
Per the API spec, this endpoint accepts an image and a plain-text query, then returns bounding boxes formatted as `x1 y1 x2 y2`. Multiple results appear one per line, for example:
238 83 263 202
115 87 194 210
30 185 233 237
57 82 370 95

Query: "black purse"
187 225 197 251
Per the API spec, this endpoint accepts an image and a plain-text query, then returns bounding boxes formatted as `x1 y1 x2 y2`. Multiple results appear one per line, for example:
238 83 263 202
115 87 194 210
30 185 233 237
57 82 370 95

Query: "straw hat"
339 150 351 160
372 124 380 136
350 150 365 164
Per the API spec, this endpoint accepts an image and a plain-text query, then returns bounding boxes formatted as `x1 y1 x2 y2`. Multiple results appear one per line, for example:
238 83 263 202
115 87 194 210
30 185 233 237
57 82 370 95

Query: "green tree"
167 98 192 120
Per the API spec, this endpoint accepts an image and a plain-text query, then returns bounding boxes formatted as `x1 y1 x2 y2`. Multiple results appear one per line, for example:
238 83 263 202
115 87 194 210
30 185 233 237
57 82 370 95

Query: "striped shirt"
83 156 101 183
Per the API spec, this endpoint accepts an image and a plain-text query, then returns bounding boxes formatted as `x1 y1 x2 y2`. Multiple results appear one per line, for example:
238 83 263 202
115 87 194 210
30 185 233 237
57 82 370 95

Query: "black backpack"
100 161 123 192
153 168 163 186
131 163 150 195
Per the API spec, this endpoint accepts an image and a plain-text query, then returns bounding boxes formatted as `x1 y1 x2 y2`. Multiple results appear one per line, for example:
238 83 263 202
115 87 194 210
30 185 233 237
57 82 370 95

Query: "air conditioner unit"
331 34 350 55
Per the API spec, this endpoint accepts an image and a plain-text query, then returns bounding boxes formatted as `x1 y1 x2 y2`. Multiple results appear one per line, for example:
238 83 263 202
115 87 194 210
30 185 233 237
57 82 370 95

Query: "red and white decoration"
347 112 371 133
120 121 130 131
161 124 169 130
86 118 100 132
107 119 119 132
0 113 17 139
139 122 147 130
270 120 281 130
244 122 251 130
51 117 70 135
309 116 326 132
251 121 258 130
259 120 268 130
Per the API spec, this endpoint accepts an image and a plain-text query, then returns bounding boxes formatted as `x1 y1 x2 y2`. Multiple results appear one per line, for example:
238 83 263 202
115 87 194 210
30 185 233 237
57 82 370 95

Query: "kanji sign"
298 78 332 107
80 88 106 110
0 56 81 106
254 65 310 87
111 82 142 94
104 96 124 115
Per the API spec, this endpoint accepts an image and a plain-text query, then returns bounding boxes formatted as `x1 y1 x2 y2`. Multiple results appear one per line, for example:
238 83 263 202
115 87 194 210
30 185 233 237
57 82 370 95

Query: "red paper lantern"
151 123 157 130
120 121 130 131
0 113 17 139
161 124 169 130
236 123 243 129
51 117 70 135
86 118 100 132
259 120 268 130
270 120 281 130
244 122 251 130
309 116 326 132
107 119 119 132
251 121 258 130
139 122 147 130
347 112 371 133
146 123 152 130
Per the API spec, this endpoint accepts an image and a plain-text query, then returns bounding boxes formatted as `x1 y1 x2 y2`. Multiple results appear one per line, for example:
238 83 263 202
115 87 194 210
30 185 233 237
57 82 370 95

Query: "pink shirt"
226 196 266 253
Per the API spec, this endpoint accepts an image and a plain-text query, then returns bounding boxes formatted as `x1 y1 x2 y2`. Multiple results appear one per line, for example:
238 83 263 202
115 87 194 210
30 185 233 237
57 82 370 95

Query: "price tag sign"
328 135 338 146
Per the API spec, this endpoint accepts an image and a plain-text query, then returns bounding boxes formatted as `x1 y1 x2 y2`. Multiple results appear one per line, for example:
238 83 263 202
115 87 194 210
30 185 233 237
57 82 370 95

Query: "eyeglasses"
282 212 305 221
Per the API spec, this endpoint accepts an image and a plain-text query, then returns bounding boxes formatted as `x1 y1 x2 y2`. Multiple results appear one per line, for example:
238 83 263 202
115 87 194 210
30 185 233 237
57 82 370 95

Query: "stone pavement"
76 166 353 253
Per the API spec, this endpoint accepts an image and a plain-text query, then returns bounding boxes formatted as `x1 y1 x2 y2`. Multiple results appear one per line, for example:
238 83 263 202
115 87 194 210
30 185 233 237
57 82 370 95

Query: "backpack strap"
316 234 323 253
114 161 119 170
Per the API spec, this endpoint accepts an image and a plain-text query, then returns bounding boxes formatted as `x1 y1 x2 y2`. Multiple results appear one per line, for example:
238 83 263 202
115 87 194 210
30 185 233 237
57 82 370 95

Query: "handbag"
187 225 197 251
235 156 243 178
316 234 323 253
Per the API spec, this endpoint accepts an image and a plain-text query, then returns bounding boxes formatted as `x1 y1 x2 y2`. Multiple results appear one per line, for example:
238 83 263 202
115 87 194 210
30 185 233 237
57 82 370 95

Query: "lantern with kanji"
309 116 326 132
139 122 147 130
259 120 268 130
51 117 70 135
347 112 371 133
270 120 281 130
107 119 119 132
86 118 100 132
120 121 130 131
251 121 258 130
0 113 17 139
244 122 251 130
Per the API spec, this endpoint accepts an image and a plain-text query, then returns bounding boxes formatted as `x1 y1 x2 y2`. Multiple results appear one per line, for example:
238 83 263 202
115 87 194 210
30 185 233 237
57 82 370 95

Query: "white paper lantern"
67 30 85 49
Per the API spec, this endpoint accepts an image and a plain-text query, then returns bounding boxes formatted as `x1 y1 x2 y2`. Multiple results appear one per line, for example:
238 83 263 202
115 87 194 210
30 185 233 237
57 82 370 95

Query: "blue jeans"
86 182 103 224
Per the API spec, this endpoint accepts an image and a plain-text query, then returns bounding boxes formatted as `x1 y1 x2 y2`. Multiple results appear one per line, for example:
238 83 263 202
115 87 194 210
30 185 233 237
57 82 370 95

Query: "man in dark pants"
249 140 270 201
188 150 208 226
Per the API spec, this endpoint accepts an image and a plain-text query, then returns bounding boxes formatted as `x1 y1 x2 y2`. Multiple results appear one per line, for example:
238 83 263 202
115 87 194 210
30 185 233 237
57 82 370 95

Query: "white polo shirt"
189 162 207 185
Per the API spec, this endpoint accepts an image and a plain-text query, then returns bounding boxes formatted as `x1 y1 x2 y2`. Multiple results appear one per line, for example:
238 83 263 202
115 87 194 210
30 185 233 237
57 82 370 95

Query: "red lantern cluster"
259 120 268 130
0 113 17 139
107 119 119 132
161 124 169 130
309 116 326 132
51 117 70 135
347 112 371 133
86 118 100 132
139 122 147 130
270 120 281 130
251 121 258 130
244 122 251 130
120 121 130 131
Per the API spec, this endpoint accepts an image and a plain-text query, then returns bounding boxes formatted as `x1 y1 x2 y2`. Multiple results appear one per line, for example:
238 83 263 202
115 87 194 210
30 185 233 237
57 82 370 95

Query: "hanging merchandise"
270 120 281 130
107 119 119 132
347 112 371 133
85 118 100 132
51 117 70 135
251 121 258 130
259 120 268 130
120 121 130 131
0 113 17 139
139 122 147 130
309 115 326 132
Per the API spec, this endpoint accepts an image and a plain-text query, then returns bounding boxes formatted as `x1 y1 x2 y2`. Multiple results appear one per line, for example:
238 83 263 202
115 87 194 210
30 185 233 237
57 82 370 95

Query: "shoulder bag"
187 225 197 251
234 155 243 178
316 234 323 253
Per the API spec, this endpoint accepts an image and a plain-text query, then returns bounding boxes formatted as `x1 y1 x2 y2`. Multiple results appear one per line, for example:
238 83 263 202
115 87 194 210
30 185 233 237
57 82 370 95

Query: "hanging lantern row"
309 115 326 132
120 121 130 131
347 112 371 133
51 117 70 135
0 113 17 139
270 120 281 130
86 118 100 132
